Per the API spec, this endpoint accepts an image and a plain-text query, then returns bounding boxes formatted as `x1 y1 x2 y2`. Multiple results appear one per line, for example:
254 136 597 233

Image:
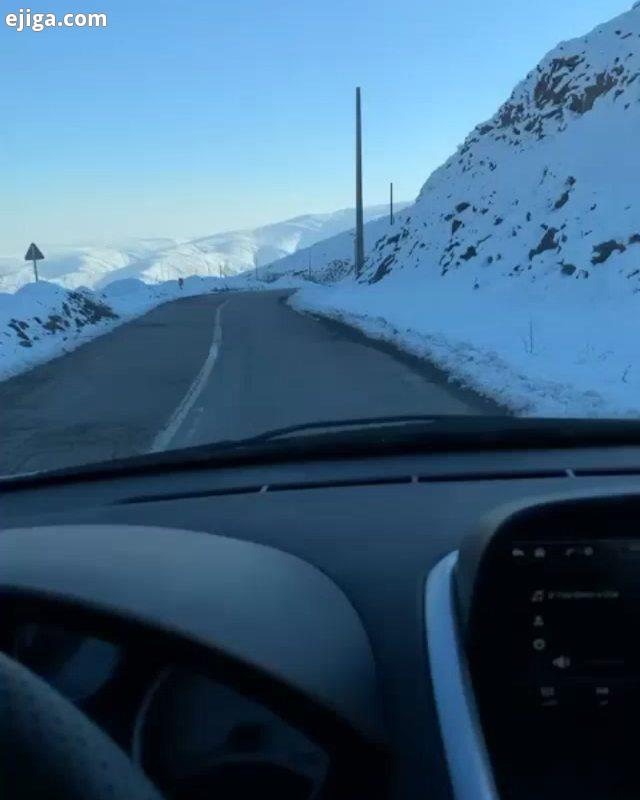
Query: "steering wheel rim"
0 650 164 800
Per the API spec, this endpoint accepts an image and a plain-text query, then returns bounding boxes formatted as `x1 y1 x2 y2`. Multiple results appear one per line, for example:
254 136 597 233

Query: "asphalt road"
0 290 502 476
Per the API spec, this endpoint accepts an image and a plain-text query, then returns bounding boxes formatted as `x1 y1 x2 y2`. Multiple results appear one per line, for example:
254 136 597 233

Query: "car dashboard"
4 441 640 799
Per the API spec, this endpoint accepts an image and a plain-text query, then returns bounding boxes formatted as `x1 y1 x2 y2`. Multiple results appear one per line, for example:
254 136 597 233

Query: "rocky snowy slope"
287 3 640 417
361 5 640 288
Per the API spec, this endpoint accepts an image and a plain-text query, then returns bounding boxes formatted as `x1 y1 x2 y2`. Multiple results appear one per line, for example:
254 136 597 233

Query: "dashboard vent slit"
116 485 264 505
266 476 413 493
573 467 640 478
418 469 568 483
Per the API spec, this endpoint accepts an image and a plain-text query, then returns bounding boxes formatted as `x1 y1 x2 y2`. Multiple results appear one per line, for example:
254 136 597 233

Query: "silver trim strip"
425 552 500 800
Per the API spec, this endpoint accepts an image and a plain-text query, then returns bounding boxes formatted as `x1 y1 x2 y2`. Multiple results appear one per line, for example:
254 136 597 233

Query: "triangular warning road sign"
25 243 45 261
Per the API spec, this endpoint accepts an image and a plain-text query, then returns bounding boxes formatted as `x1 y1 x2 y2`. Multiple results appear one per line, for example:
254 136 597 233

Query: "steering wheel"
0 651 163 800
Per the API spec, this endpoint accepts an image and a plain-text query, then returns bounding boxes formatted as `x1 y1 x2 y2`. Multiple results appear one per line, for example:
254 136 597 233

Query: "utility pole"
390 182 395 225
308 252 312 281
354 87 365 279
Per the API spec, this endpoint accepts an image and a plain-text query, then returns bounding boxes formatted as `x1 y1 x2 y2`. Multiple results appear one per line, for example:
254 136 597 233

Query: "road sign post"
24 243 45 283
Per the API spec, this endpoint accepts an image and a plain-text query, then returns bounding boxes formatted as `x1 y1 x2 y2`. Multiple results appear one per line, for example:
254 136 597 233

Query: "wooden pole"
355 87 365 278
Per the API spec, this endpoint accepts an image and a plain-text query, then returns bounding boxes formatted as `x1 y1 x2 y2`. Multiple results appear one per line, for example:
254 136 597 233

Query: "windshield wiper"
218 414 442 445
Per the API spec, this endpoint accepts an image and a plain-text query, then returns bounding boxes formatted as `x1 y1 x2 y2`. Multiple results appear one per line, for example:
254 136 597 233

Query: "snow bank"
291 271 640 417
0 282 119 382
0 275 228 383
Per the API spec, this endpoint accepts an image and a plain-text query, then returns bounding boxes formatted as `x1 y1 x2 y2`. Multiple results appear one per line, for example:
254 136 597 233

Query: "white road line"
150 299 228 453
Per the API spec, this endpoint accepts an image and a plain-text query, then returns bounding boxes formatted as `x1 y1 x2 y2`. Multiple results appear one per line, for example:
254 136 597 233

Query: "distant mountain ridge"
92 204 407 288
0 239 178 293
0 204 407 293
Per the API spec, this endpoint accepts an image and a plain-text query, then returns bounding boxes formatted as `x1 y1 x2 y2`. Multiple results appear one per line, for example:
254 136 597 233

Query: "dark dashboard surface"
4 444 640 799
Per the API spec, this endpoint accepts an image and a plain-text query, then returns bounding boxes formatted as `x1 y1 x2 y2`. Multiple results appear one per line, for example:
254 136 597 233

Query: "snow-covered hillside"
91 204 406 288
0 205 405 294
0 239 178 293
287 4 640 417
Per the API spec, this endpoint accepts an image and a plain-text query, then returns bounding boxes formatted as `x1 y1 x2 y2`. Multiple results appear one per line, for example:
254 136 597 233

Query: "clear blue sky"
0 0 632 253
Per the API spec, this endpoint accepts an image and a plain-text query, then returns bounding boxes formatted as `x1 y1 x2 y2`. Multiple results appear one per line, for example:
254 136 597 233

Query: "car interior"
2 417 640 799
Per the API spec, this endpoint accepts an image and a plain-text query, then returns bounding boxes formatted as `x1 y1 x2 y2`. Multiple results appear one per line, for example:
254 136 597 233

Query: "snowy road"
0 289 502 476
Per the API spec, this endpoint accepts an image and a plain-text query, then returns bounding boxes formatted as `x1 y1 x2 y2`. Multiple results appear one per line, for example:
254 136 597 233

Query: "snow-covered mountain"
360 5 640 288
286 4 640 417
0 205 406 293
91 204 407 288
0 239 178 293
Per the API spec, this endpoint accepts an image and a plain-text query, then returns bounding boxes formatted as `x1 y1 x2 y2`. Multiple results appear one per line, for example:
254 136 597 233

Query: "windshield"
0 0 636 476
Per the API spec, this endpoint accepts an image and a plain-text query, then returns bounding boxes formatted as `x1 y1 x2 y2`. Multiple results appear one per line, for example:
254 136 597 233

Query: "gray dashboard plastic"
0 524 384 743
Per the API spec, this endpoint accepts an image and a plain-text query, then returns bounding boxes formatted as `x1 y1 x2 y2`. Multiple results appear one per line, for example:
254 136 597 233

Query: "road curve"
0 289 503 476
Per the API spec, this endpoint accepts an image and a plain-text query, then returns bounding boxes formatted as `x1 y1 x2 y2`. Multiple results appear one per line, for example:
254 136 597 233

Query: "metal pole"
390 182 395 225
33 259 39 282
355 87 365 279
